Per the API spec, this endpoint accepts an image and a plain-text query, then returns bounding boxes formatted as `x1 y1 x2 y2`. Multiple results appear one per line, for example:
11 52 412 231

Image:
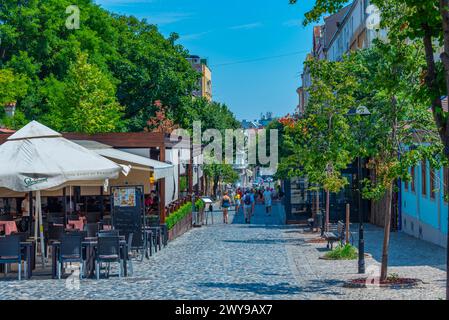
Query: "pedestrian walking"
250 189 256 216
242 190 253 224
263 187 272 216
221 191 231 224
234 192 241 214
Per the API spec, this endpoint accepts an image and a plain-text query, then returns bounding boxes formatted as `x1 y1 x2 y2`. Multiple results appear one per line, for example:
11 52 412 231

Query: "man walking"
250 188 256 216
263 187 272 216
243 190 253 224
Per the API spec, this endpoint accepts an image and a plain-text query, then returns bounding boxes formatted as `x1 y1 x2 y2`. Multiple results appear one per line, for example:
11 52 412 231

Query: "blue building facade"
401 161 448 248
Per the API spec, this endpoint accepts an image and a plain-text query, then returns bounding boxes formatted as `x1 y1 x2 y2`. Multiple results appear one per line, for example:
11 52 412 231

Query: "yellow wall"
202 64 212 101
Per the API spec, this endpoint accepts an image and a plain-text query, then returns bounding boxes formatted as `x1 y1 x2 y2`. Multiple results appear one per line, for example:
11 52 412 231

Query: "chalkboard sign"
110 186 144 246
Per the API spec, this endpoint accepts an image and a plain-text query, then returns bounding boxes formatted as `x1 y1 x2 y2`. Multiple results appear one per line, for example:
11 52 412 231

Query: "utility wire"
210 50 310 68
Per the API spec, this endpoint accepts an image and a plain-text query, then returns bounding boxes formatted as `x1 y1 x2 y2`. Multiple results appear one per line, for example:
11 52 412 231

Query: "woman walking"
221 191 231 224
234 191 241 214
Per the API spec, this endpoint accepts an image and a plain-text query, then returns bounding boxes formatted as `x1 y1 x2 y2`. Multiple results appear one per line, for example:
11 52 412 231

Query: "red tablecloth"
67 219 84 231
0 221 18 235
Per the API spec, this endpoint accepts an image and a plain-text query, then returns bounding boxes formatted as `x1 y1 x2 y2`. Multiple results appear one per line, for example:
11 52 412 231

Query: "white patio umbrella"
0 121 126 266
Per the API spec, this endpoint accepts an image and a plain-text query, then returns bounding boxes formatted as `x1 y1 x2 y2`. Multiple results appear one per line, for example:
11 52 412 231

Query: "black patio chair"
98 230 120 238
67 214 79 221
0 235 25 280
95 236 123 280
46 224 65 257
48 217 65 226
124 232 134 276
57 234 84 279
48 225 65 241
48 213 64 223
13 232 31 265
87 212 101 224
85 223 99 238
65 230 87 240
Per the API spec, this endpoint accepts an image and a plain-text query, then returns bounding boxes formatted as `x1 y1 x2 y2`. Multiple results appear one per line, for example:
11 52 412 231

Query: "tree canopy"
0 0 202 132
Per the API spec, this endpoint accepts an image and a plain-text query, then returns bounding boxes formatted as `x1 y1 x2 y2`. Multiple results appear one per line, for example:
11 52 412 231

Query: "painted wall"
401 161 448 248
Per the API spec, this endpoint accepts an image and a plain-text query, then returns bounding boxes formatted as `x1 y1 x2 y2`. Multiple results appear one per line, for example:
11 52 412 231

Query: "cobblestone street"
0 203 446 300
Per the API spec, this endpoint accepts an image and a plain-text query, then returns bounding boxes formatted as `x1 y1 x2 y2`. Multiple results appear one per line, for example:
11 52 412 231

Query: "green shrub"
166 202 192 230
324 243 358 260
195 199 205 210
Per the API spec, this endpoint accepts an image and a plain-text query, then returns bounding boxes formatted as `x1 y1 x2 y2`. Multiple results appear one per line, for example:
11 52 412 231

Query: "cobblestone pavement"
284 224 447 300
0 203 446 300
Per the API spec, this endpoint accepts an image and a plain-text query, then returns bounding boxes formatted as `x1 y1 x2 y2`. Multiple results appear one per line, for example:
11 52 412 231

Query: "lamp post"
347 105 371 274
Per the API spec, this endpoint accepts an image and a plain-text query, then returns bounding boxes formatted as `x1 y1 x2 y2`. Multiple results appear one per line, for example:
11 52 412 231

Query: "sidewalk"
284 224 447 300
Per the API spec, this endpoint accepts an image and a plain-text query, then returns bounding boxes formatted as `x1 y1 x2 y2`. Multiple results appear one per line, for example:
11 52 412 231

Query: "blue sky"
95 0 317 121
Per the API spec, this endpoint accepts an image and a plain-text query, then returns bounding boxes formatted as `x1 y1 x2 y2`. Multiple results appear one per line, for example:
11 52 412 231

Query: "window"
411 166 416 192
430 169 436 200
404 178 409 191
421 161 427 196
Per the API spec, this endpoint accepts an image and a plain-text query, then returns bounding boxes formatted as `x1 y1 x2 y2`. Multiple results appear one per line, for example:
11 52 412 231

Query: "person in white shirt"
21 194 35 232
263 187 272 216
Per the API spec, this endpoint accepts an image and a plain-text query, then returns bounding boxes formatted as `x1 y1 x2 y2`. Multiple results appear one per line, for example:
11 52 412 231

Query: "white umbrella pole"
69 186 72 213
37 190 46 267
34 193 38 256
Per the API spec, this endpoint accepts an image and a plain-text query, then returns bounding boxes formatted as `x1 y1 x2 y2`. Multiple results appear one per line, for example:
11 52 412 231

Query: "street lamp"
347 105 371 274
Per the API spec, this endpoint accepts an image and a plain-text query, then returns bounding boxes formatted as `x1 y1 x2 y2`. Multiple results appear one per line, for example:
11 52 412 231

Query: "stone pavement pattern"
0 203 446 300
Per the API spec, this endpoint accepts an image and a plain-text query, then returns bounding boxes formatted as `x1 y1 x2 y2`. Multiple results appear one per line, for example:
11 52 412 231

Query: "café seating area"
0 212 168 281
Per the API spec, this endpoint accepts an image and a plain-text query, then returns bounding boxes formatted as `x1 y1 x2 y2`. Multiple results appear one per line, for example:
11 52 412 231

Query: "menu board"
111 186 143 246
113 188 136 207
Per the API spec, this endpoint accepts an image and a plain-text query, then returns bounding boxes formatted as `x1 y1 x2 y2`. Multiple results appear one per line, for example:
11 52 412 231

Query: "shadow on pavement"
222 238 305 246
197 281 302 296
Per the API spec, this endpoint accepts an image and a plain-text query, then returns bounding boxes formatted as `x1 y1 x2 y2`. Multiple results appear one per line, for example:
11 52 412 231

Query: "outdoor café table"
144 226 162 252
143 229 153 258
50 237 128 279
67 219 84 231
0 221 18 235
21 241 33 279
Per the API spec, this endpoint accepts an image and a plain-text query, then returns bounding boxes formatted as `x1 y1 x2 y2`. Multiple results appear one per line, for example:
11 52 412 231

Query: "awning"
72 140 174 180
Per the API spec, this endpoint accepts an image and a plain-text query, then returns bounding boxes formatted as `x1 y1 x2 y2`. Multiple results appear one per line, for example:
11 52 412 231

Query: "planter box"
168 212 192 241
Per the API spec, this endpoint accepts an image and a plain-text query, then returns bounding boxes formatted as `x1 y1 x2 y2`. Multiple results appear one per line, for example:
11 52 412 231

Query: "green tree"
350 40 442 281
0 68 28 129
0 68 28 106
0 0 200 131
203 163 239 197
279 57 357 192
278 39 442 281
290 0 449 292
176 97 240 133
42 52 124 133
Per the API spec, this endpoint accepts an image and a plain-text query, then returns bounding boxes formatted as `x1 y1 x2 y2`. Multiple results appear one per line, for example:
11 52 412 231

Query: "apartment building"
187 55 212 101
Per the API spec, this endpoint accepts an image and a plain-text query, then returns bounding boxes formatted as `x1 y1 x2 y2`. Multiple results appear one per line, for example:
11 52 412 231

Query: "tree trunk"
421 22 447 141
380 183 393 281
213 176 219 198
440 1 449 121
205 176 209 197
325 190 330 232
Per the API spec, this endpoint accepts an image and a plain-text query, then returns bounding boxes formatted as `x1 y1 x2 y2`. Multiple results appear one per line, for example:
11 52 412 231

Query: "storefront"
283 161 371 224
